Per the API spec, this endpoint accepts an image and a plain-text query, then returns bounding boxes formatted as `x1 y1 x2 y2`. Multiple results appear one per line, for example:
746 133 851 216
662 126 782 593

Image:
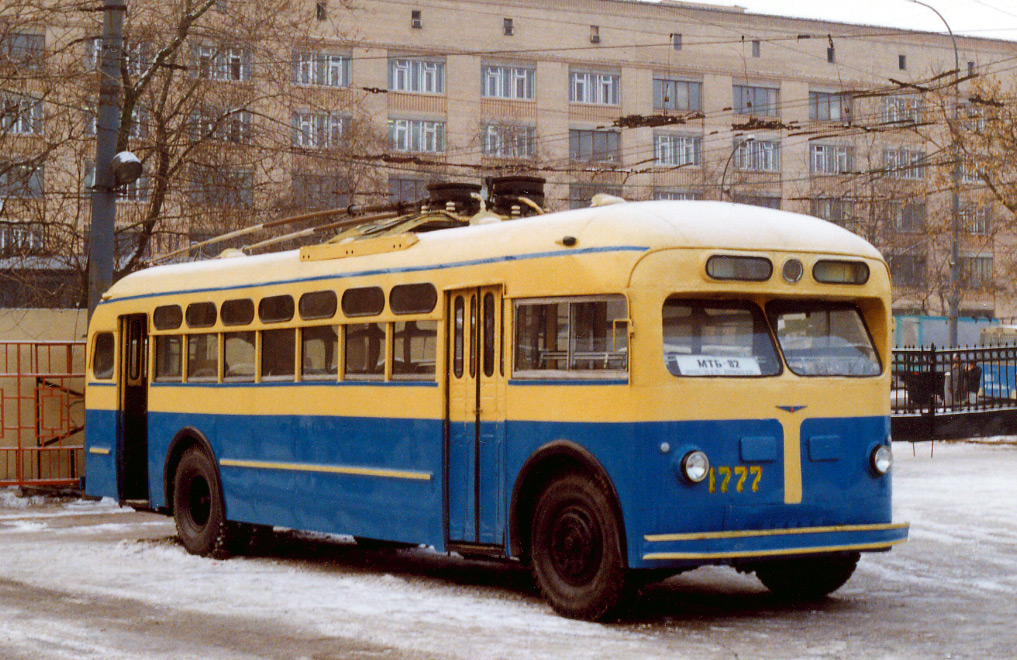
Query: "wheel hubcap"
187 476 211 528
549 505 602 585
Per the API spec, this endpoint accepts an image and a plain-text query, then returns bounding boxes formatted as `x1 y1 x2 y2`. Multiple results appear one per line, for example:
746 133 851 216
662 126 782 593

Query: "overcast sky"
671 0 1017 41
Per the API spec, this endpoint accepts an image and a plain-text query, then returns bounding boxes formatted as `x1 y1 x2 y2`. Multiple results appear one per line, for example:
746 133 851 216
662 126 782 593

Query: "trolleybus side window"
392 320 438 380
185 302 217 328
301 325 339 379
299 291 338 320
345 322 385 380
92 332 115 380
259 295 294 323
342 287 385 317
224 331 256 381
187 333 219 381
768 302 881 377
514 296 628 377
153 305 182 330
222 299 255 326
391 283 437 314
663 299 780 377
453 296 465 378
154 335 182 382
262 328 296 380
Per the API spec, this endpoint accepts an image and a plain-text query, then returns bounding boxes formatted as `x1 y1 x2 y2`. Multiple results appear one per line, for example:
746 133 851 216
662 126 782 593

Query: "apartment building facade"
2 0 1014 318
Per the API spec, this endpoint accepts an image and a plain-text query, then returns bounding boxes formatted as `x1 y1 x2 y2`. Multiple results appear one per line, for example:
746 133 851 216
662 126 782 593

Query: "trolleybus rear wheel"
174 446 230 559
752 552 860 600
530 473 628 620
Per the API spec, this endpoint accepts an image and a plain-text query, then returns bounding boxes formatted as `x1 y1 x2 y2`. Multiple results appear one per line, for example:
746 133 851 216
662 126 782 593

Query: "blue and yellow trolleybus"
84 183 908 620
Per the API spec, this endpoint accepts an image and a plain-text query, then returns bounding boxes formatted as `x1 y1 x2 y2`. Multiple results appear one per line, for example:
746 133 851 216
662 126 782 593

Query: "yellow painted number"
718 467 732 494
705 465 763 495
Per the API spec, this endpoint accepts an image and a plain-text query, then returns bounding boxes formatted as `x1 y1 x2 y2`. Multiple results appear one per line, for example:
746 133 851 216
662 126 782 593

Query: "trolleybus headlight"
681 450 710 483
870 445 893 475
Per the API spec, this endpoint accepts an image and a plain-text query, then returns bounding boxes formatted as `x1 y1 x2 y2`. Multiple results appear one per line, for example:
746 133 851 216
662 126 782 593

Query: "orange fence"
0 341 86 488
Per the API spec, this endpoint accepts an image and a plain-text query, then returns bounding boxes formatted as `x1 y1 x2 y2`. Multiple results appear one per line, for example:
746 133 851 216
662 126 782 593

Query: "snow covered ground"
1 440 1015 660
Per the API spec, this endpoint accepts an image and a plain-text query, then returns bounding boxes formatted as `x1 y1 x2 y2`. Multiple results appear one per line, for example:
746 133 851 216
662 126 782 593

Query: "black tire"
173 446 231 559
753 552 860 600
530 473 628 620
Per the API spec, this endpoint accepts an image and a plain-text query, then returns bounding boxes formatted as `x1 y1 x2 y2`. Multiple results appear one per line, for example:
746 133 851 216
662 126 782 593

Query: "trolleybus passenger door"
117 314 149 502
446 286 506 547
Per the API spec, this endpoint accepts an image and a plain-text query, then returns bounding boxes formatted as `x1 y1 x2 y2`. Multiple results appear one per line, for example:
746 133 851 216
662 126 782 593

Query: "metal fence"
892 344 1017 440
0 341 85 488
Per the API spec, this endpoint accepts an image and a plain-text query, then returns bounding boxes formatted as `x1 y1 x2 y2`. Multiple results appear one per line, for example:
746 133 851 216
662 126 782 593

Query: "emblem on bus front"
777 405 808 413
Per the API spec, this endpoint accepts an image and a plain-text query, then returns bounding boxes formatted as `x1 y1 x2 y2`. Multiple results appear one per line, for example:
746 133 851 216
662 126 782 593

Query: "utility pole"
87 0 127 319
907 0 962 347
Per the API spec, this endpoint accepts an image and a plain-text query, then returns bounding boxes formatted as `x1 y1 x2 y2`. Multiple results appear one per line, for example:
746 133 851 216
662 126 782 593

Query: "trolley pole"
87 0 127 320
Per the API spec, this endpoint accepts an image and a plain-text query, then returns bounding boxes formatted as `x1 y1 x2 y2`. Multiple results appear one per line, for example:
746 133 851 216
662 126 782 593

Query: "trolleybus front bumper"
641 521 909 563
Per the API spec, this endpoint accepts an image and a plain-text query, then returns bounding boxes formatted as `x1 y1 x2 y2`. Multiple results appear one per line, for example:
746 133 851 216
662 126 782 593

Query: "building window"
810 143 853 175
0 222 45 256
654 133 701 166
899 54 907 70
191 106 252 144
569 129 620 163
389 176 429 203
883 95 922 124
653 77 702 112
811 198 853 226
569 183 623 209
388 118 445 153
192 43 251 82
809 91 851 121
827 47 836 64
292 172 351 209
389 57 445 94
118 174 149 203
316 1 327 21
891 202 926 232
1 95 43 135
960 204 991 235
292 111 348 149
733 194 781 209
411 9 422 28
590 25 601 44
654 189 702 201
481 123 535 159
293 51 349 87
0 162 44 198
733 84 779 117
884 148 926 180
672 33 682 50
962 164 983 185
751 40 761 58
481 64 534 100
570 70 619 106
2 33 45 69
190 166 254 206
734 138 780 172
504 18 514 36
960 256 992 289
889 254 926 287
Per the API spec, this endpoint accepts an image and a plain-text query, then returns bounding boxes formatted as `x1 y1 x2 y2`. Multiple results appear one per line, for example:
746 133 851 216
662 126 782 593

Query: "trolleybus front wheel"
751 552 860 600
530 474 628 621
173 446 230 559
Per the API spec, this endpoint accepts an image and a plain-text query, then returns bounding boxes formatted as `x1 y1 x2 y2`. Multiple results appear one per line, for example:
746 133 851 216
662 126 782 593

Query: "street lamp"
721 134 754 201
907 0 962 347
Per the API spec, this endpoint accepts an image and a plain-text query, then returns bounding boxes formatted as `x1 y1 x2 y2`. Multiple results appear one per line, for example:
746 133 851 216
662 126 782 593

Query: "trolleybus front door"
446 286 506 547
118 314 149 503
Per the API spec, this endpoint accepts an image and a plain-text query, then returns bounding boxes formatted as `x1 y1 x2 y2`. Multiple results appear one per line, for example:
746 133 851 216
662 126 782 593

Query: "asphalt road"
1 440 1014 660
